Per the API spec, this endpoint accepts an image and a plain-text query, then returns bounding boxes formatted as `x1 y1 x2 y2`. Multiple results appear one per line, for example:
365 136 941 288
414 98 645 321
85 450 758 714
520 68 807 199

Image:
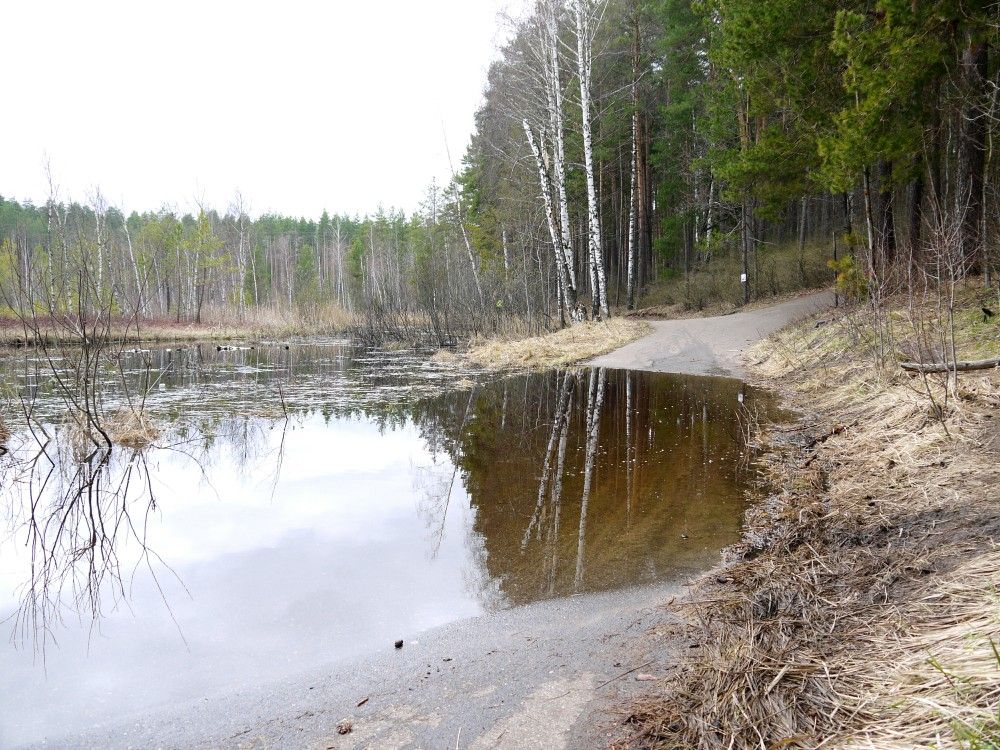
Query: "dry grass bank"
437 318 650 372
621 284 1000 749
0 304 353 347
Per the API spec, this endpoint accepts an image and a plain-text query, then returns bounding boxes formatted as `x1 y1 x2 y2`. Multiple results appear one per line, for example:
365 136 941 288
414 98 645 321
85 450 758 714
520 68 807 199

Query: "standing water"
0 341 774 747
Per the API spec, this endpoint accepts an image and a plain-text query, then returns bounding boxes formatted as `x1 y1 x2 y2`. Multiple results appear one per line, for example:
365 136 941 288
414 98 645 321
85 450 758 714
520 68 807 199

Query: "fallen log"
900 357 1000 373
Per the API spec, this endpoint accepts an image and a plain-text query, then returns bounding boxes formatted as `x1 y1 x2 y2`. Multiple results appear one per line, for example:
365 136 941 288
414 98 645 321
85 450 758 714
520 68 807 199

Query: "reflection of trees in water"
0 413 292 649
2 438 171 654
575 367 606 592
420 368 770 605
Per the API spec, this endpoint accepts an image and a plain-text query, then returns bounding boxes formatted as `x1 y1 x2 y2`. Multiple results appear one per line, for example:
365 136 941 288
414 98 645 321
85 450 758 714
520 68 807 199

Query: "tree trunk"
543 0 577 295
575 0 609 319
957 34 988 271
877 159 896 274
524 120 578 314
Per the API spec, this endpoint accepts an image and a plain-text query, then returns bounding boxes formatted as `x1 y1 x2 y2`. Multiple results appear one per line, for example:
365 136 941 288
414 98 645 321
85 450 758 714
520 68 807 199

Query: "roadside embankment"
621 284 1000 749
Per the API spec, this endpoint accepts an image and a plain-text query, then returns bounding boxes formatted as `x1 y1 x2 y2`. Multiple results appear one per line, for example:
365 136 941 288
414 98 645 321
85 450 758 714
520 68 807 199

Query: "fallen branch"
900 357 1000 374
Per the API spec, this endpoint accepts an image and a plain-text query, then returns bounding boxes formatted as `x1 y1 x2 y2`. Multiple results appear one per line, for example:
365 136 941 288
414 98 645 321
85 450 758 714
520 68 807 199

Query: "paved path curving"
589 291 835 377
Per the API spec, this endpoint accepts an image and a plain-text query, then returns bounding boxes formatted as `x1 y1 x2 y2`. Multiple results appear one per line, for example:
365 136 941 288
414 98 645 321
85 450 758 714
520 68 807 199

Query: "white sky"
2 0 521 219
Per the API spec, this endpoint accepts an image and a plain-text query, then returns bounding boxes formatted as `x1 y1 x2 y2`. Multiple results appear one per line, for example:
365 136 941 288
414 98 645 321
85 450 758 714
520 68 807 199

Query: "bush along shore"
620 282 1000 749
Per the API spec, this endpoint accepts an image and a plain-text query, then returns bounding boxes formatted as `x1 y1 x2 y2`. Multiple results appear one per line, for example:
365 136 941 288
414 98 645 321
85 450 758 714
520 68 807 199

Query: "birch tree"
524 119 578 313
541 0 577 297
574 0 609 319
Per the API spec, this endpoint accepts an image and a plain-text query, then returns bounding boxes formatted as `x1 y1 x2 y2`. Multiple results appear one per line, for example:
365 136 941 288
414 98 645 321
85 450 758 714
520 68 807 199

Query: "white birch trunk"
574 0 609 319
524 119 578 312
120 212 143 315
542 0 576 293
705 178 715 262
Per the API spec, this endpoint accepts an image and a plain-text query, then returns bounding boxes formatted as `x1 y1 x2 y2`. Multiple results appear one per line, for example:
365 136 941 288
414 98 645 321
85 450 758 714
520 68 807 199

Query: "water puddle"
0 342 776 746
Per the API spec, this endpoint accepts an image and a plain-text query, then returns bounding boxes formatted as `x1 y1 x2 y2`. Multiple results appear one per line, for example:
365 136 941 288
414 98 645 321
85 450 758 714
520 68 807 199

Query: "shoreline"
619 287 1000 749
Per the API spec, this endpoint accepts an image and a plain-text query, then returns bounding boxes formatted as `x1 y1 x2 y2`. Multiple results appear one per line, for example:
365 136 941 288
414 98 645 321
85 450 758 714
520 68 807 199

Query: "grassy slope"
621 282 1000 749
436 318 651 372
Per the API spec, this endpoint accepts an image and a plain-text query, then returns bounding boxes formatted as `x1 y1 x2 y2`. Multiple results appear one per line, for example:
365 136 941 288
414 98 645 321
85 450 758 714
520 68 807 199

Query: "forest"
1 0 997 342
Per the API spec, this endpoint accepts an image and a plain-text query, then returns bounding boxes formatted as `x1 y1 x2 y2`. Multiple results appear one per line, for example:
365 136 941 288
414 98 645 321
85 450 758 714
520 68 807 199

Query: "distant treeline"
1 0 997 340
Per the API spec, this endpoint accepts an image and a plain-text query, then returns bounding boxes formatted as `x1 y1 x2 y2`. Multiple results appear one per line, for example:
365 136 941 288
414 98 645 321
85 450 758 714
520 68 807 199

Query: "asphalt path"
589 291 834 377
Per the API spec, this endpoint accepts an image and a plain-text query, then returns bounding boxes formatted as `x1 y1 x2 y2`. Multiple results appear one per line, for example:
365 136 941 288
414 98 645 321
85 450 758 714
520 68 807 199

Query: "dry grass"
106 409 161 450
0 304 355 347
63 408 161 452
619 283 1000 750
0 414 9 447
438 318 650 372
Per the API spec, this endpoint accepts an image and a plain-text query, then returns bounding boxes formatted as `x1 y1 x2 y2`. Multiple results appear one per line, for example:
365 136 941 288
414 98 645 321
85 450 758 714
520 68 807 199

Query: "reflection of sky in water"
0 414 486 747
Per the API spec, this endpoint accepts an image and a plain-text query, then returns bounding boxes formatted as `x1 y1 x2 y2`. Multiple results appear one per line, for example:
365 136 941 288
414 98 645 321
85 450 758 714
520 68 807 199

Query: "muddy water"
0 342 774 747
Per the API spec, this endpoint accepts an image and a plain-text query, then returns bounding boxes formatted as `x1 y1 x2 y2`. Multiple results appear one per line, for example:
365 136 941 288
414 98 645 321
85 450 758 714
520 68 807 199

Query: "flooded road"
0 342 774 747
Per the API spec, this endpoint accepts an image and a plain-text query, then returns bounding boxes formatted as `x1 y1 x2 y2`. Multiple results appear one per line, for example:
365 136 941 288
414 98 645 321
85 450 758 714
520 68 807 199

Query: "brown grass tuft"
63 408 161 452
441 319 650 372
619 284 1000 750
107 409 161 450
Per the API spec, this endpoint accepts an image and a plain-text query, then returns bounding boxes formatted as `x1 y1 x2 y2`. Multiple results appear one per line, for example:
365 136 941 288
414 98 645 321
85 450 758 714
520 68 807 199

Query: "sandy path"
589 291 834 377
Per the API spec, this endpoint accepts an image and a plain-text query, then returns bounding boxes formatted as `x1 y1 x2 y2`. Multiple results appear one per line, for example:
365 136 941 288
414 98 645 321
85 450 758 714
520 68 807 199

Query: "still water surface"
0 341 772 746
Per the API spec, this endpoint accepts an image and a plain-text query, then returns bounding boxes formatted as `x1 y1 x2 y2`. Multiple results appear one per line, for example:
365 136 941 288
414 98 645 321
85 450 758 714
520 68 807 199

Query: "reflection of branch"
428 387 476 559
575 367 605 593
3 433 193 655
413 386 479 560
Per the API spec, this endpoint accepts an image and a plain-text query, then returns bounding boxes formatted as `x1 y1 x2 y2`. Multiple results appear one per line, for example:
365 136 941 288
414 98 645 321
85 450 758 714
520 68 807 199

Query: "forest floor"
618 281 1000 749
627 284 834 322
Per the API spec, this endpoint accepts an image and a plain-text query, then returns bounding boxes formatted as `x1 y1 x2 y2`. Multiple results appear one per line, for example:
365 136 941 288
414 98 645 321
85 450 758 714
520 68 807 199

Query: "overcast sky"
3 0 520 219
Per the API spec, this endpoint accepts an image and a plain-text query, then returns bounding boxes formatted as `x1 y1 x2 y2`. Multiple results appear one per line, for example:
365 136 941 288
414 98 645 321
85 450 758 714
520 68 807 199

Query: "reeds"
620 284 1000 749
0 303 355 348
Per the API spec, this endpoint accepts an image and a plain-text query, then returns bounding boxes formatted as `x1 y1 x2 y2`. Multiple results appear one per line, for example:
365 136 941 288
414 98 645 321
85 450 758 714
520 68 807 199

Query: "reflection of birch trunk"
575 367 605 591
429 386 477 558
625 371 633 523
547 374 574 593
522 371 573 549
